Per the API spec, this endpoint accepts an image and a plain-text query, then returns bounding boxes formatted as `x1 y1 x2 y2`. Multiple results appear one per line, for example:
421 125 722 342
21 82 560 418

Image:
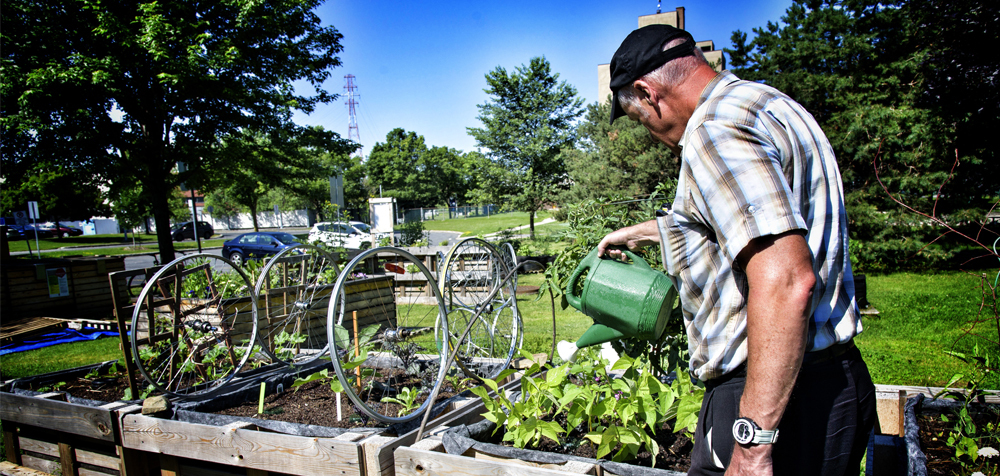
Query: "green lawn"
856 271 999 388
7 234 228 259
419 211 559 237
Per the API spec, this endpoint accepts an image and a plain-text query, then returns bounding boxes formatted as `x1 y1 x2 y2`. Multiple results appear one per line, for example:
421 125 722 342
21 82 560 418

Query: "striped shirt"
656 71 861 382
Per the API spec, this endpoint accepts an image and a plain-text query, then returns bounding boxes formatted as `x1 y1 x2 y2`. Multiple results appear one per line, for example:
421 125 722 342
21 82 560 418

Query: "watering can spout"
576 323 626 348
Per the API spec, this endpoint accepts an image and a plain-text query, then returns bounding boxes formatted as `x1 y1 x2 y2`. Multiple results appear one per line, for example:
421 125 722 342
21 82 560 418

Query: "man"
597 25 876 475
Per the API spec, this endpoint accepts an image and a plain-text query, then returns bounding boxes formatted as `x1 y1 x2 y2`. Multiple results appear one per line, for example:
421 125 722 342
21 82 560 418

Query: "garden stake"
258 382 266 414
353 310 361 393
336 392 342 421
416 260 538 441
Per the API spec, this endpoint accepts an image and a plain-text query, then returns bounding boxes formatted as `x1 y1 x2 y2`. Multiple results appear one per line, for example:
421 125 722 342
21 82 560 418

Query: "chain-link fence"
400 205 500 223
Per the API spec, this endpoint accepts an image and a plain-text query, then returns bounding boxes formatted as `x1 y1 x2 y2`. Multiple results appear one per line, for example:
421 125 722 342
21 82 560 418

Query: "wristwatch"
732 417 779 445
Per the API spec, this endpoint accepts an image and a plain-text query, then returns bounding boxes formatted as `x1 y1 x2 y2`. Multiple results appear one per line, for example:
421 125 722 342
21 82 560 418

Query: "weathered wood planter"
1 361 151 476
117 360 492 476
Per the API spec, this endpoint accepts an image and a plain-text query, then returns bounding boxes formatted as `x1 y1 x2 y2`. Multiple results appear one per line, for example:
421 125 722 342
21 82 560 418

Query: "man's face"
621 86 684 155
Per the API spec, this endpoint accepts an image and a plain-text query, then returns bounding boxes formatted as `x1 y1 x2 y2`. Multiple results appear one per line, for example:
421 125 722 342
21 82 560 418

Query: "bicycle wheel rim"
254 244 339 366
327 247 449 423
130 253 258 397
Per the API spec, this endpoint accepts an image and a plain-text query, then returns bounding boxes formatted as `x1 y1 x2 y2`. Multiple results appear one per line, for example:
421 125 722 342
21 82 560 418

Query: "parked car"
308 221 371 249
37 223 84 237
222 232 302 266
171 221 214 241
5 225 30 240
19 224 54 238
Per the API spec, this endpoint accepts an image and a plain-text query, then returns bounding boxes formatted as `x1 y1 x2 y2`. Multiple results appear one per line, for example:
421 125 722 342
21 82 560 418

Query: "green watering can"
560 247 678 360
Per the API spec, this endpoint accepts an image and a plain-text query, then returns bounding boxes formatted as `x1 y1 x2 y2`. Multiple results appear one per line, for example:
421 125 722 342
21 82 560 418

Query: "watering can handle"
565 259 590 311
622 249 651 270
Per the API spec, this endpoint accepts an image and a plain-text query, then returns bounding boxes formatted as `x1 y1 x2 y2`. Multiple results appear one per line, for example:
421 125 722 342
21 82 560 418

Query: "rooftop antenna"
344 74 361 157
656 1 661 14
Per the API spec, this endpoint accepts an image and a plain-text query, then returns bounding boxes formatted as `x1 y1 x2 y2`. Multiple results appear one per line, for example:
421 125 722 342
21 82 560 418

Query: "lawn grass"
0 337 123 380
857 271 999 389
7 233 160 252
419 211 556 237
7 237 228 259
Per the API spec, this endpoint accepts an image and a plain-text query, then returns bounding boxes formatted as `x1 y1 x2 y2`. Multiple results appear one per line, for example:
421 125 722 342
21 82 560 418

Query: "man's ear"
632 79 659 105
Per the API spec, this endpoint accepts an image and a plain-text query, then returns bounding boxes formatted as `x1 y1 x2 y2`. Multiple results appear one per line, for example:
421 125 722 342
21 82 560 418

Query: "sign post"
27 201 41 255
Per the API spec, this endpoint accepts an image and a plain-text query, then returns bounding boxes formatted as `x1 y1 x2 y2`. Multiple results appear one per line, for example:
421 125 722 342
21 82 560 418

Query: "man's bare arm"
597 219 661 258
725 230 815 476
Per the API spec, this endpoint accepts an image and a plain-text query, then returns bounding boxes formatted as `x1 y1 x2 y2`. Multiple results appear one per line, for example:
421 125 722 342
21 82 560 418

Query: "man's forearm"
726 231 814 475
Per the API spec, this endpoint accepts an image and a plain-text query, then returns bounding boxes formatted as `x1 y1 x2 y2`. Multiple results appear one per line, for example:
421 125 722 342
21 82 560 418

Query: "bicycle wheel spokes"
438 238 520 380
328 247 449 423
255 244 338 365
440 238 513 309
131 254 258 397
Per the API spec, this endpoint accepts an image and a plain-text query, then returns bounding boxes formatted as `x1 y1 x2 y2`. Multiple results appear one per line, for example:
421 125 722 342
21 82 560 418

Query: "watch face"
733 419 755 445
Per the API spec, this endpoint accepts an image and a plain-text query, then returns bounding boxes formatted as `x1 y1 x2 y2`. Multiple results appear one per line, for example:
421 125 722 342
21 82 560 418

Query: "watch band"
733 417 779 445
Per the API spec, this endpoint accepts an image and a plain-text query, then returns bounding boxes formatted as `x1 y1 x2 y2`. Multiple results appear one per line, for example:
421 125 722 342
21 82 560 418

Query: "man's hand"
597 219 661 259
726 444 773 476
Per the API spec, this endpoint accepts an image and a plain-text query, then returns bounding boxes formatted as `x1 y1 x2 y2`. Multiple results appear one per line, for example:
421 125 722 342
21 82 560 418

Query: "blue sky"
293 1 794 156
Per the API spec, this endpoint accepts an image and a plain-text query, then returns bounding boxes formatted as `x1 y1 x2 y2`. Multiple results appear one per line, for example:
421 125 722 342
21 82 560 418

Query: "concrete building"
598 7 725 106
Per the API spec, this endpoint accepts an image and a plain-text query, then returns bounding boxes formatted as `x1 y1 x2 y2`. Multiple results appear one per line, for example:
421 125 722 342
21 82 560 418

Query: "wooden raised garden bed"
1 361 153 476
116 361 522 476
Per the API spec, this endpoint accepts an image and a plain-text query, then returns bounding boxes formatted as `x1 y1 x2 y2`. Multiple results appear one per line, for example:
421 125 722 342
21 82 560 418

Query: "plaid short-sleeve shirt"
657 71 861 382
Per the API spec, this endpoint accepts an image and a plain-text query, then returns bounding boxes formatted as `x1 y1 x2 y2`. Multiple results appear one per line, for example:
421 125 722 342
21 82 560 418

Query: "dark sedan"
37 223 84 237
221 232 301 266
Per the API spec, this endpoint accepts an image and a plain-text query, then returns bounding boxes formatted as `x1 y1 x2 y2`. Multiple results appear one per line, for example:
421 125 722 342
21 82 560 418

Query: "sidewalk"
483 217 557 238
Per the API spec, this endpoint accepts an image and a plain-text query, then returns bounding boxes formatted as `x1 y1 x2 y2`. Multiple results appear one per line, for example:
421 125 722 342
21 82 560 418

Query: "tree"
2 0 344 262
725 0 998 272
365 128 472 211
467 57 584 238
1 165 110 229
211 126 355 231
562 101 679 204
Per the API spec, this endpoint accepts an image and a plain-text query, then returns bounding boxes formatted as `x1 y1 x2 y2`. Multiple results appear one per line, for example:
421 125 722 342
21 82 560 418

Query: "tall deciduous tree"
726 0 998 272
468 57 584 238
2 0 344 262
365 128 473 212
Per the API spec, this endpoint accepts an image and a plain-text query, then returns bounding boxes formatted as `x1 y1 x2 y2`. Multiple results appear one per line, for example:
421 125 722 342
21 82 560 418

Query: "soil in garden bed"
22 375 132 403
919 406 1000 476
216 379 461 429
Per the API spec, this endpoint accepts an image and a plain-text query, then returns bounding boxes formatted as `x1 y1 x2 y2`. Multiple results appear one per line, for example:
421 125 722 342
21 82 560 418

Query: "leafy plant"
123 384 156 401
471 348 703 467
381 386 420 414
273 331 308 361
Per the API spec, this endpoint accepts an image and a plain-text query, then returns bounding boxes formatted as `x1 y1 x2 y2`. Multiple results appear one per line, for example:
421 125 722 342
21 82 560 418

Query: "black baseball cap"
608 24 696 124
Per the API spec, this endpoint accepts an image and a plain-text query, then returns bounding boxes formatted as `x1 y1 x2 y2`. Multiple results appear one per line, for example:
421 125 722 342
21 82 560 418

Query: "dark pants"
689 345 876 476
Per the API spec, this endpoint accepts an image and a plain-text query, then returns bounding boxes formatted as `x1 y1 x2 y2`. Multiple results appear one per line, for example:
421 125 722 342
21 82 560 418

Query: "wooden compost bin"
0 256 125 319
1 361 153 476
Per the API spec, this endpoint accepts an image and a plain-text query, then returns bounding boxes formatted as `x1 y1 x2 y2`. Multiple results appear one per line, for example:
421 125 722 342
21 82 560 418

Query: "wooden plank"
121 414 363 476
395 447 586 476
874 383 1000 403
0 394 117 442
19 455 61 475
17 437 58 458
0 461 56 476
75 447 121 471
79 467 117 476
466 449 596 474
59 442 77 476
4 426 22 464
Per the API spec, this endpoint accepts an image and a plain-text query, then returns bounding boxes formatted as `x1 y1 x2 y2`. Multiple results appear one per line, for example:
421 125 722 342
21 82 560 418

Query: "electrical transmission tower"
344 74 361 156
